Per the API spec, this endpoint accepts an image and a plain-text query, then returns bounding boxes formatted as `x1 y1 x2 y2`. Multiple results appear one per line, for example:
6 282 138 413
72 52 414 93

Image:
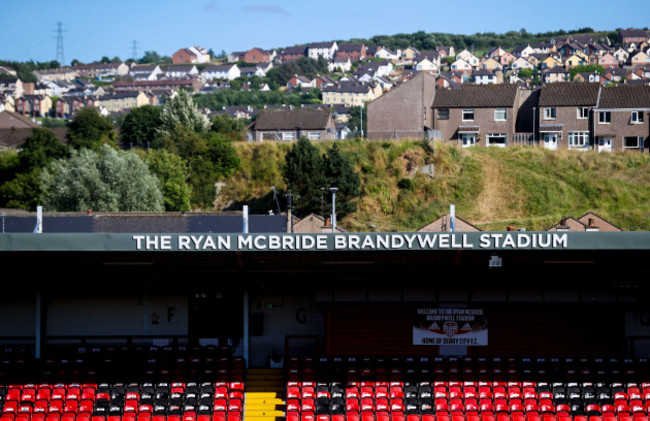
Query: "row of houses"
367 73 650 153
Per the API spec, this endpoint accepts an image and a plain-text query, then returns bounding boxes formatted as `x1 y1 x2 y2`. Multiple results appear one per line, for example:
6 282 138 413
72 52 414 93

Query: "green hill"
220 139 650 232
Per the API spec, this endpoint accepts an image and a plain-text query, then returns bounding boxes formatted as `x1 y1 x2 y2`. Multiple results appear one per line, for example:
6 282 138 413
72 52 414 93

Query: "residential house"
287 75 315 89
417 213 481 232
374 47 400 62
618 28 650 45
336 43 367 62
414 58 438 73
573 72 604 84
533 42 555 54
113 78 202 92
548 212 622 231
0 110 41 150
472 69 497 85
511 57 535 71
455 50 480 68
0 66 17 76
499 52 517 67
248 108 336 141
0 94 15 113
435 46 455 58
565 54 588 69
172 46 210 64
307 42 338 61
540 55 563 69
55 96 86 118
293 213 345 233
243 48 274 64
162 65 199 79
321 80 382 107
239 66 266 78
72 62 130 79
129 64 162 81
487 46 507 58
543 67 570 83
593 85 650 153
201 64 241 81
93 91 150 115
537 82 600 151
32 67 77 82
15 95 52 118
328 57 352 73
598 53 619 69
366 72 436 140
0 77 24 98
630 51 650 66
512 44 536 58
480 57 503 71
281 45 308 62
354 60 394 80
432 84 522 148
613 48 630 64
450 58 472 73
401 47 419 61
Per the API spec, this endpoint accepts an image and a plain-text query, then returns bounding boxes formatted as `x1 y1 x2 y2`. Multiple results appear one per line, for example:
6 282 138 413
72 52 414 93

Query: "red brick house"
243 48 273 64
335 43 367 62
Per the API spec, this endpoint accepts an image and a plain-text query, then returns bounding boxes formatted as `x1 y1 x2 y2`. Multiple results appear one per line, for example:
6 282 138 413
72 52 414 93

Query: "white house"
129 64 162 81
328 57 352 73
451 58 472 72
164 65 199 78
307 42 338 61
511 57 535 70
201 64 241 81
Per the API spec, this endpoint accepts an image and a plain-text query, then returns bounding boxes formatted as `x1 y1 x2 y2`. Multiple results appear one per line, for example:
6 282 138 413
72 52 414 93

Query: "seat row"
0 412 243 421
287 414 650 421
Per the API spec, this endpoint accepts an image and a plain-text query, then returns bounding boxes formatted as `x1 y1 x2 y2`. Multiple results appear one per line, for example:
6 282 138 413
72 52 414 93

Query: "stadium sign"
414 308 488 346
1 231 650 252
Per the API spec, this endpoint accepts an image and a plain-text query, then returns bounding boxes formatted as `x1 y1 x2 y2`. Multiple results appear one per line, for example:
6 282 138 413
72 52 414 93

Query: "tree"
139 50 162 64
66 108 117 150
323 143 360 218
120 105 163 148
282 137 326 216
157 90 211 138
40 145 164 212
143 149 192 212
18 128 68 172
205 133 241 179
211 114 246 140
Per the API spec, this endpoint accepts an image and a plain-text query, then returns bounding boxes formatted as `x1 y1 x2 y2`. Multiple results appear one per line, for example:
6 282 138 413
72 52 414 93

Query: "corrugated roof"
538 82 600 106
432 84 518 108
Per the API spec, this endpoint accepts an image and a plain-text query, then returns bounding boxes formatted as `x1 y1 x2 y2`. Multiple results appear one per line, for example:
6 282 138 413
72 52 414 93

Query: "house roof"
338 43 365 52
251 108 332 131
432 84 519 108
282 46 307 55
596 85 650 109
202 64 238 72
619 28 649 38
538 82 600 106
0 110 39 129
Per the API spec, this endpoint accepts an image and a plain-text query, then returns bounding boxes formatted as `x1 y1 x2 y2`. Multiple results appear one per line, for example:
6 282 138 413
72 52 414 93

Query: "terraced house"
432 84 523 148
593 85 650 153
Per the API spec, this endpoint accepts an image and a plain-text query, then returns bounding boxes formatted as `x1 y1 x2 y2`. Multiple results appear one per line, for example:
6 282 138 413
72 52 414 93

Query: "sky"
2 0 649 66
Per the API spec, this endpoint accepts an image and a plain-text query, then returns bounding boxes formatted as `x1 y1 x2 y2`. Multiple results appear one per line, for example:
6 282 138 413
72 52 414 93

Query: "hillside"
219 140 650 232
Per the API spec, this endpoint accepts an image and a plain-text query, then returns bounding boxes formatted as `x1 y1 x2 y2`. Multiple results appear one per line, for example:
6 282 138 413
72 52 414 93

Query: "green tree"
18 128 68 172
66 108 117 150
139 50 162 64
211 114 246 140
518 68 534 78
120 105 163 148
569 64 606 80
0 170 43 210
158 90 211 138
40 145 164 212
282 137 326 216
323 143 360 218
143 149 192 211
205 133 241 178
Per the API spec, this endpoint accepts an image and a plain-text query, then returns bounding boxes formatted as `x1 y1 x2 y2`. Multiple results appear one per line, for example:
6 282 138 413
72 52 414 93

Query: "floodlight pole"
329 187 339 233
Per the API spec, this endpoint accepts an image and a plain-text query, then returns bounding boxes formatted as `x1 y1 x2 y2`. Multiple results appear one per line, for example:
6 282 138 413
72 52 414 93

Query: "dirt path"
473 155 515 223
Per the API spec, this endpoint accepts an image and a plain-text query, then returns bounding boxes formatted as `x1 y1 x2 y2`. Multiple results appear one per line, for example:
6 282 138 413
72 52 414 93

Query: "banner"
413 308 488 346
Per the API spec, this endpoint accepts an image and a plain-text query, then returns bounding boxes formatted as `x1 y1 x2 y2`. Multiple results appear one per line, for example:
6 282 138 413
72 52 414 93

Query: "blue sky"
2 0 649 65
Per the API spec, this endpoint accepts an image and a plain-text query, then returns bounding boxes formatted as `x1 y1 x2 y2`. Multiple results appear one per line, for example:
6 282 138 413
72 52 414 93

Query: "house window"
438 109 449 120
461 134 477 147
462 109 474 121
631 111 645 123
568 131 589 149
486 133 507 148
598 111 611 124
494 108 507 121
577 107 589 119
308 132 321 140
282 132 296 141
544 107 556 119
623 136 642 149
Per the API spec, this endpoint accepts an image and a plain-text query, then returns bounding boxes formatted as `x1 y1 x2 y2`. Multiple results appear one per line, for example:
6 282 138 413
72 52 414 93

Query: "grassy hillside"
220 140 650 232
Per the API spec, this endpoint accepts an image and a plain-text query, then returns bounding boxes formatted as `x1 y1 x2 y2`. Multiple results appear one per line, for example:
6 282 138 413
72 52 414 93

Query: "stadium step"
245 368 286 421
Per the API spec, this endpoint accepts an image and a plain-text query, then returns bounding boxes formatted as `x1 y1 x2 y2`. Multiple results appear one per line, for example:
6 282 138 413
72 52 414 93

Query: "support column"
35 291 42 359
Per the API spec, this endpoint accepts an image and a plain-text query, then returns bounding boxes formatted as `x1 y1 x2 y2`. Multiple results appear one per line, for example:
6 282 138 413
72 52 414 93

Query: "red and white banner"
413 308 488 346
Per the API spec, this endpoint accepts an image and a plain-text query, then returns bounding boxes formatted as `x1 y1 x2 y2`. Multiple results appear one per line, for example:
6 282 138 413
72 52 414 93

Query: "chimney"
585 217 599 232
322 217 332 233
